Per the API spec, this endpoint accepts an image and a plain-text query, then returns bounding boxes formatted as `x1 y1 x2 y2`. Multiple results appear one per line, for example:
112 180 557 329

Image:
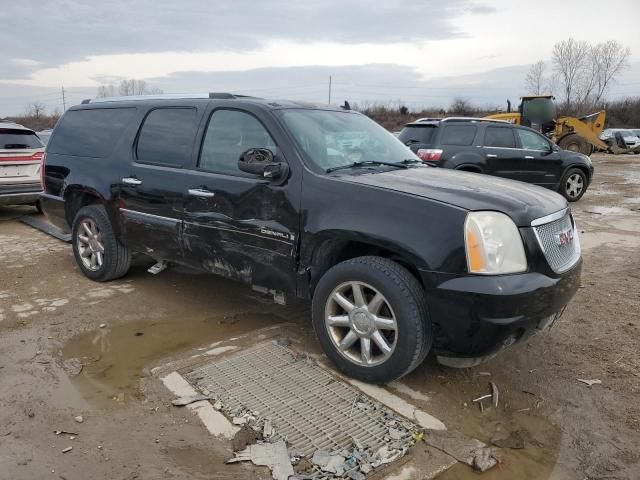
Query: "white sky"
17 0 639 88
1 0 638 115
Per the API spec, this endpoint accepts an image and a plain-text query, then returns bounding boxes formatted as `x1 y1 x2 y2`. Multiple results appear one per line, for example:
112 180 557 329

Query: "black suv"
398 117 594 202
41 94 581 383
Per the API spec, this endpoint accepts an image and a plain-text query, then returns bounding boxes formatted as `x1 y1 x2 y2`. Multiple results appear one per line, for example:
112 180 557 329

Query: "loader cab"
519 96 556 134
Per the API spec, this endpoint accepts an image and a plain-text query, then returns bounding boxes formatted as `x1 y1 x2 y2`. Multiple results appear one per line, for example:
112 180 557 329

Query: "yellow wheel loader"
485 95 608 155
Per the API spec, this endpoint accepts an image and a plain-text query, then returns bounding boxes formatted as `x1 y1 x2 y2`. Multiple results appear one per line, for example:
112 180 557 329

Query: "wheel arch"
63 185 106 227
304 231 427 297
561 163 590 182
455 164 483 173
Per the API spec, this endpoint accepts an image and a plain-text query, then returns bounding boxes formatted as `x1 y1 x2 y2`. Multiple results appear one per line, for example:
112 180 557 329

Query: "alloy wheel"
77 219 105 271
566 173 584 199
324 281 397 367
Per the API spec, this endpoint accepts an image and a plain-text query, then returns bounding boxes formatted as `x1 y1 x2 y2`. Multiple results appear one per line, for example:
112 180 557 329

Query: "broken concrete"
227 440 294 480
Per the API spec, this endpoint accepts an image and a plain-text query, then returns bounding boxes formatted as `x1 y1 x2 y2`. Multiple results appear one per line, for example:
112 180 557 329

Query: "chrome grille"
533 210 581 273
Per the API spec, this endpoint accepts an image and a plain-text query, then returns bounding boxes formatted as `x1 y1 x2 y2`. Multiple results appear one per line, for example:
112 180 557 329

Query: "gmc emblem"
555 229 574 247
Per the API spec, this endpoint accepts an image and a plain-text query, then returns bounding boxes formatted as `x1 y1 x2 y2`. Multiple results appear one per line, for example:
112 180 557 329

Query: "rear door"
118 106 202 261
482 126 527 181
514 128 563 186
181 106 299 296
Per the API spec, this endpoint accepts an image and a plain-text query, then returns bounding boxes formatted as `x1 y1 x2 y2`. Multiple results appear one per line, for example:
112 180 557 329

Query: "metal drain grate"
184 343 396 456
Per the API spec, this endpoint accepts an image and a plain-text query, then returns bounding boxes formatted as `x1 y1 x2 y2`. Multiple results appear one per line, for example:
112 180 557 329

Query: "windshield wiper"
326 161 409 173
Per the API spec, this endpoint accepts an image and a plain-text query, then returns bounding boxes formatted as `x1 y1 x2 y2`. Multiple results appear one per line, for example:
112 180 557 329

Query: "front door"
514 128 564 187
181 107 299 296
118 106 201 261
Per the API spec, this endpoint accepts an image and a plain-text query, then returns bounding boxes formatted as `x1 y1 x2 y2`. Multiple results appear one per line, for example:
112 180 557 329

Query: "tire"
559 168 587 202
558 134 591 155
312 256 431 384
71 205 131 281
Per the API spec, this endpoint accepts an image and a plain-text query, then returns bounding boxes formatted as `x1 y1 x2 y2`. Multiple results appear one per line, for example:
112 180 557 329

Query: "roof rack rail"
439 117 510 124
81 92 253 104
415 117 444 122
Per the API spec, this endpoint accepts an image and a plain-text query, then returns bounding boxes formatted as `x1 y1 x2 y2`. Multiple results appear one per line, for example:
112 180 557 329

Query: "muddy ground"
0 153 638 480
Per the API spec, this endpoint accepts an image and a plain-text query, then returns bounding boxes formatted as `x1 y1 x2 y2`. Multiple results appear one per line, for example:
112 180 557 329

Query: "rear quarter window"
440 125 477 146
398 125 437 145
47 108 136 158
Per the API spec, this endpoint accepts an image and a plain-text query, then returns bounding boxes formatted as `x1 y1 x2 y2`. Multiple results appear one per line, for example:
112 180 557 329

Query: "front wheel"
312 256 431 384
558 134 591 155
72 205 131 281
559 168 587 202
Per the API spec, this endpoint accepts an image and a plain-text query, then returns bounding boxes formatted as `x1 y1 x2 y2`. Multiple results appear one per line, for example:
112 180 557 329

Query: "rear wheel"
312 256 431 384
559 168 587 202
72 205 131 281
558 134 591 155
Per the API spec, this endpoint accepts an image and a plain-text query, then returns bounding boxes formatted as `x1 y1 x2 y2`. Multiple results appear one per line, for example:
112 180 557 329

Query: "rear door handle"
524 155 534 159
121 177 142 186
188 188 215 198
486 154 497 158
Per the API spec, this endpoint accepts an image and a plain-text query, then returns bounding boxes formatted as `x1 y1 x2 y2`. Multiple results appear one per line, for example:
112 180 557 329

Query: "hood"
344 167 567 226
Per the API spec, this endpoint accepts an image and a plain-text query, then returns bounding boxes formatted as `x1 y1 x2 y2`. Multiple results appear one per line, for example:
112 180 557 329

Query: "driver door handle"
486 154 497 158
188 188 215 198
121 177 142 186
524 155 534 159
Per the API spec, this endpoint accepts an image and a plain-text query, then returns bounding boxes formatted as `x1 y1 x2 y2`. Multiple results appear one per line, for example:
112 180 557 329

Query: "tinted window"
137 108 198 167
199 109 277 176
398 125 437 145
48 108 136 158
517 129 550 150
484 127 516 148
0 129 43 149
440 125 476 146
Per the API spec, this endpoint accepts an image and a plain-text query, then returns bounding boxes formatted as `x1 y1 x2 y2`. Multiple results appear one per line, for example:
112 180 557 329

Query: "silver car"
0 122 45 209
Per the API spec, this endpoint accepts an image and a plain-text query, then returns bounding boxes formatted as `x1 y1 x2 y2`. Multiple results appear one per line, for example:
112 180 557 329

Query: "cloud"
0 0 488 80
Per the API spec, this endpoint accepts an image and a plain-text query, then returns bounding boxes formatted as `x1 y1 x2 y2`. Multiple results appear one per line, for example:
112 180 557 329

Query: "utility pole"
61 85 67 111
328 76 332 105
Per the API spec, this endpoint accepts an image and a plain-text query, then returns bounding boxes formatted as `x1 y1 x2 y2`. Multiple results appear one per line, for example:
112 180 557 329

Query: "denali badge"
555 228 574 247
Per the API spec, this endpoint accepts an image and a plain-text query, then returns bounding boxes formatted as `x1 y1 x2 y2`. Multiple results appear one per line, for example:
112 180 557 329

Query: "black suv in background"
398 118 594 201
41 94 581 383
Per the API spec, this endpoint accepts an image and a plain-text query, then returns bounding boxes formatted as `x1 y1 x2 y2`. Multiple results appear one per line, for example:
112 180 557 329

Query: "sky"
1 0 639 116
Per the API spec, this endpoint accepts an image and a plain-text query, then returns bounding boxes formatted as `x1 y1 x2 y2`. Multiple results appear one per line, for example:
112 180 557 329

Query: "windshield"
278 109 418 171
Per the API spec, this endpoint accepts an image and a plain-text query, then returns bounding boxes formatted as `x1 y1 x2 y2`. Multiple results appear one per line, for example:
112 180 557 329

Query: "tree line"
525 38 631 115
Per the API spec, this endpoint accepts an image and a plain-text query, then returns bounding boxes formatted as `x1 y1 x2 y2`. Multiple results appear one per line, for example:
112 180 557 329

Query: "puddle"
62 312 285 408
437 413 562 480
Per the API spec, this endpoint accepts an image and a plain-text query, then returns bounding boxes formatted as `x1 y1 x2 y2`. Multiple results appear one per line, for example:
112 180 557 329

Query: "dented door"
181 106 299 296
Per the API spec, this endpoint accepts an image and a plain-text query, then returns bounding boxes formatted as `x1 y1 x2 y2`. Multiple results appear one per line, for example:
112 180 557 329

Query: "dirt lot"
0 153 638 480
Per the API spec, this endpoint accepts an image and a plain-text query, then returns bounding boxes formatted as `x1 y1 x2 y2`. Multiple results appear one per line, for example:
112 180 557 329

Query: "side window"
136 108 198 167
484 127 516 148
516 129 550 151
48 108 136 158
199 109 277 176
440 125 477 146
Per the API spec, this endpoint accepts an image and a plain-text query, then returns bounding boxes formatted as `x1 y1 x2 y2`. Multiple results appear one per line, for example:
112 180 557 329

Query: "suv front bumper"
421 260 581 367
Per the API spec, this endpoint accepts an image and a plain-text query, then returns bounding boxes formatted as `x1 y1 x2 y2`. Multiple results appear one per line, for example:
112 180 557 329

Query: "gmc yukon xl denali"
41 93 582 383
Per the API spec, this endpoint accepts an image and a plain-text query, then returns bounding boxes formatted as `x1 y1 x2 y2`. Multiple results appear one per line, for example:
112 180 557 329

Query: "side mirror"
551 143 560 152
238 148 287 179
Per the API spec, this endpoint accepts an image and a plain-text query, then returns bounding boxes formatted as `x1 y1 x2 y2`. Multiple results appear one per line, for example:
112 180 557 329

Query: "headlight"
465 212 527 274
